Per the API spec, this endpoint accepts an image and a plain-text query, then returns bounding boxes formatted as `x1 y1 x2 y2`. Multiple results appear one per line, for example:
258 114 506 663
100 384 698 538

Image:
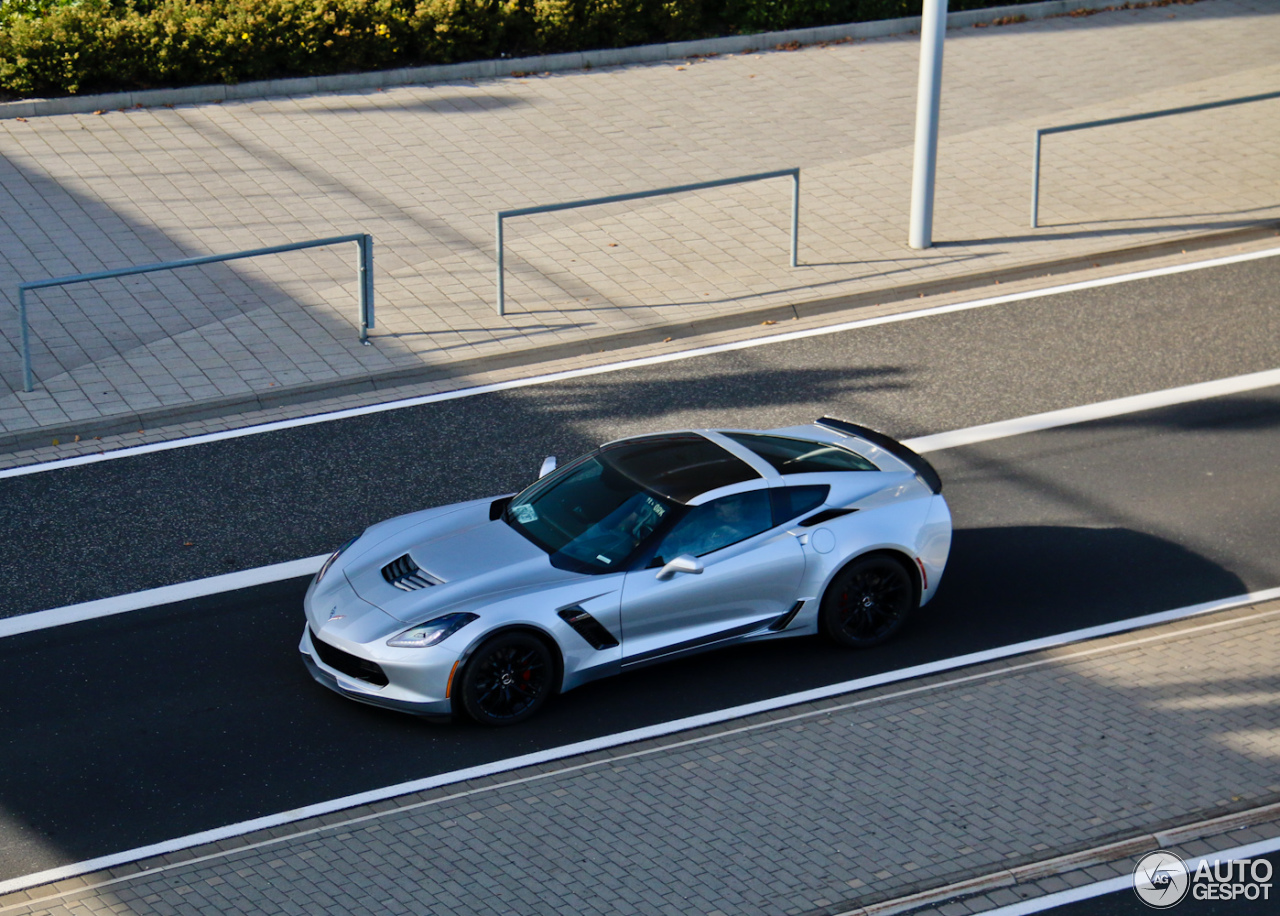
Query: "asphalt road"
0 256 1278 880
1 256 1278 619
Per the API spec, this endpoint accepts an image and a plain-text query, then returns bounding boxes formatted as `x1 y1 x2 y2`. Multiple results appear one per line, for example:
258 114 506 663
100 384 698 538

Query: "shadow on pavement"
0 523 1249 879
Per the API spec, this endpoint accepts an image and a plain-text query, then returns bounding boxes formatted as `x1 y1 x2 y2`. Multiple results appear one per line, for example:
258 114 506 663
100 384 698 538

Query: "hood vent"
381 554 442 591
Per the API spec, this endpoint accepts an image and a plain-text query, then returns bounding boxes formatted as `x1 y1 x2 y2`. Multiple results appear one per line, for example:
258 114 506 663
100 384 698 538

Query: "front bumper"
299 626 454 721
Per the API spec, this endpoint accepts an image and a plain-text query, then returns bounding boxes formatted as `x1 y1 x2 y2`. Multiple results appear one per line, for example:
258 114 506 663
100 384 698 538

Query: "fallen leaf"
94 110 105 115
663 337 673 343
15 117 27 122
183 541 194 547
761 320 776 326
608 243 618 247
51 438 59 446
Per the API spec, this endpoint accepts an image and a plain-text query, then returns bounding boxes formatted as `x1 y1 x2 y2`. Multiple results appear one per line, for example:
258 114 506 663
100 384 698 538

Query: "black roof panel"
601 434 758 503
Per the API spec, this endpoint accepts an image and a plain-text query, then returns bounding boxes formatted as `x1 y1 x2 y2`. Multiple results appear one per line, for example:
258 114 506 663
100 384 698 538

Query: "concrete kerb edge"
847 802 1280 916
3 218 1276 457
0 0 1114 119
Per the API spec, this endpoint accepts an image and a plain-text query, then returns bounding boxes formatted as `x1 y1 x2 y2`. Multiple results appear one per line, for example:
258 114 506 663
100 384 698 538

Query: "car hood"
340 498 578 622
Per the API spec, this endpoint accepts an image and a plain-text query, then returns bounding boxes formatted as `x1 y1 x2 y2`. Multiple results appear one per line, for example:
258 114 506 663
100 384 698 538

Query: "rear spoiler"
815 417 942 494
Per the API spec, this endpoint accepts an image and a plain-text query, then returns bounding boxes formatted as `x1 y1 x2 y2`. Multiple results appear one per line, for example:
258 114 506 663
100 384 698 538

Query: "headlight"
387 613 479 648
316 536 358 584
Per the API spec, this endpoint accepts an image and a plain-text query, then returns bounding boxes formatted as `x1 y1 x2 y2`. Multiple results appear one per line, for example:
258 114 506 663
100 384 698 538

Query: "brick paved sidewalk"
3 600 1278 916
0 0 1278 451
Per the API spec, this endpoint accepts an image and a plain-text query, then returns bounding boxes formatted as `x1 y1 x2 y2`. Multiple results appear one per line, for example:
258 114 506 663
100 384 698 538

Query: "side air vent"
558 606 620 650
768 600 806 632
799 507 857 527
381 554 441 591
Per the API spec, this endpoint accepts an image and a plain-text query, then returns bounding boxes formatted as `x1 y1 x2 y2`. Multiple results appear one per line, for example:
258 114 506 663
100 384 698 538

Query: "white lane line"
2 590 1278 901
978 836 1280 916
4 363 1277 640
3 244 1279 481
0 556 326 639
906 366 1280 453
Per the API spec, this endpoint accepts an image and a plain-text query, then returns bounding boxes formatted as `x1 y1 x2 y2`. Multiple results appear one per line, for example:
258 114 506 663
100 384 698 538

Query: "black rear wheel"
820 554 916 648
458 632 554 726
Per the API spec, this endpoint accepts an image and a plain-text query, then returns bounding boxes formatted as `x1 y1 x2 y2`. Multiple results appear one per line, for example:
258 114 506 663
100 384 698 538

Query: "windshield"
504 456 674 573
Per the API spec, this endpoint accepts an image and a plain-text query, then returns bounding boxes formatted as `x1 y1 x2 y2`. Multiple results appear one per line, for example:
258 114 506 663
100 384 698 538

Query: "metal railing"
14 234 374 392
495 168 801 316
1030 90 1280 228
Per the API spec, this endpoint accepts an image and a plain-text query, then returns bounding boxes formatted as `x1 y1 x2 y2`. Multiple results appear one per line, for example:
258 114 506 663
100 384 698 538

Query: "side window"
770 485 829 525
653 490 772 563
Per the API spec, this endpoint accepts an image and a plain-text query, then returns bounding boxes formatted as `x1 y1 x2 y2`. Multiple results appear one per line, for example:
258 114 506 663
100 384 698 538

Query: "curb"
838 801 1280 916
3 218 1277 456
0 0 1111 120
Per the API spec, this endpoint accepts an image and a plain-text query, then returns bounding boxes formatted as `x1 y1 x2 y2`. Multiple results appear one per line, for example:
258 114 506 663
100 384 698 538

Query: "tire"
458 631 555 726
820 554 917 649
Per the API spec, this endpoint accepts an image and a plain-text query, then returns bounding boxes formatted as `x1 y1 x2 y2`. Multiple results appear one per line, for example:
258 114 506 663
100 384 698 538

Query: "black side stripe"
621 617 775 667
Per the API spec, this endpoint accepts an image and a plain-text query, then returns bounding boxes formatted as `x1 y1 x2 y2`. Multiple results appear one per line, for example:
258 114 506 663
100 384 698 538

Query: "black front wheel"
458 632 554 726
820 555 917 649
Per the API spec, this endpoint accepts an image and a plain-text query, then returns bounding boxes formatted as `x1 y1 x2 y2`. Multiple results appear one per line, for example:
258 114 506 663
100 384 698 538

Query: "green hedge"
0 0 1038 98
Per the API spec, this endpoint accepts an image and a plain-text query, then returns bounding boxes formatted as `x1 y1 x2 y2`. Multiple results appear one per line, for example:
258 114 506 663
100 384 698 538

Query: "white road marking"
0 555 327 639
975 836 1280 916
3 363 1276 640
906 367 1280 453
2 592 1277 901
2 244 1278 482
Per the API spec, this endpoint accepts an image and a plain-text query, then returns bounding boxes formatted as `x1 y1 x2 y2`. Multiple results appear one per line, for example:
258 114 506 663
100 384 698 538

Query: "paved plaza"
0 0 1278 452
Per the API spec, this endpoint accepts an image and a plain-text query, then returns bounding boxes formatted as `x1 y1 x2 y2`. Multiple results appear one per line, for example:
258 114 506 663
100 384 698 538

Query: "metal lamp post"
908 0 949 250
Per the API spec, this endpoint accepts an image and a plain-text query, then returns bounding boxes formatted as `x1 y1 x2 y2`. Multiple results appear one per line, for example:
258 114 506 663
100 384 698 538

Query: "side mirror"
656 554 704 581
538 456 557 478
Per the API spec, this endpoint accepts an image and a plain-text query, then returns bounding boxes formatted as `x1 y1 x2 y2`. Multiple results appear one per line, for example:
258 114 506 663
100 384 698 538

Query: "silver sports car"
300 418 952 725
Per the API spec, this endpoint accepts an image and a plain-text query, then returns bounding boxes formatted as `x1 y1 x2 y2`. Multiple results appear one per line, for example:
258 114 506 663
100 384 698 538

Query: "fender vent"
558 606 620 650
381 554 441 591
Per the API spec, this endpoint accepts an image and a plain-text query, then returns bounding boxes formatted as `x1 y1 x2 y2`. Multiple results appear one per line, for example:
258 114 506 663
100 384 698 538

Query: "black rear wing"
815 417 943 494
